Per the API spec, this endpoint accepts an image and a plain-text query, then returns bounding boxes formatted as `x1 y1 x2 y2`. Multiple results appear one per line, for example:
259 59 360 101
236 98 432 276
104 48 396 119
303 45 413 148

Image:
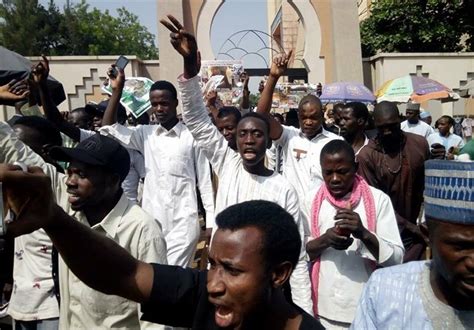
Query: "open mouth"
461 277 474 287
242 149 257 160
214 305 234 327
67 191 81 204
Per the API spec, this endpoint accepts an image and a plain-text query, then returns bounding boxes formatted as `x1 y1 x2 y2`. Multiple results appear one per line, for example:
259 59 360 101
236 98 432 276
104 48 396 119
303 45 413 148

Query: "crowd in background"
0 14 473 330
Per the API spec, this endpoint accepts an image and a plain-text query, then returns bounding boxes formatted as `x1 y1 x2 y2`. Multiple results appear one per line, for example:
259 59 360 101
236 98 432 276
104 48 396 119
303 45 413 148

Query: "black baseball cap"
50 134 130 182
85 100 127 124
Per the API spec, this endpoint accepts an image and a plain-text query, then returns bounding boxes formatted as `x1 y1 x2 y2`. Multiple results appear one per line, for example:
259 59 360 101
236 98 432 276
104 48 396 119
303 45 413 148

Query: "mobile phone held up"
111 55 129 77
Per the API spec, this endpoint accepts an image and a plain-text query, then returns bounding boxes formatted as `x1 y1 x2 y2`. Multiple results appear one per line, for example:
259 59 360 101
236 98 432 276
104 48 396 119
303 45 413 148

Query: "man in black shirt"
3 164 322 329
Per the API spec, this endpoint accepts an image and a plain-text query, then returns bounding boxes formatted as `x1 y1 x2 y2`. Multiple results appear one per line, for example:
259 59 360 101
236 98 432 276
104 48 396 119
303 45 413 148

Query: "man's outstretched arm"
101 65 125 126
256 51 292 140
3 165 154 304
32 56 81 142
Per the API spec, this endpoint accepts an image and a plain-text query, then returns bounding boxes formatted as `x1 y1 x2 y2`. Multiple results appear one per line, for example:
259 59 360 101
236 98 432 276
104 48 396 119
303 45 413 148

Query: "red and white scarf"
310 174 376 316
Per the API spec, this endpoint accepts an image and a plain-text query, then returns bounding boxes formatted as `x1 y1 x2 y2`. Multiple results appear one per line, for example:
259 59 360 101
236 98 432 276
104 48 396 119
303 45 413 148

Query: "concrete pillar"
157 0 185 85
329 0 363 82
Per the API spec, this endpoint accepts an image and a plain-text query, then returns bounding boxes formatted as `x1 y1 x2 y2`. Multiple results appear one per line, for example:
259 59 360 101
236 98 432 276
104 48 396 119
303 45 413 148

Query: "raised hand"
106 64 125 92
205 89 218 107
160 14 199 78
160 15 198 59
269 50 293 78
30 55 50 85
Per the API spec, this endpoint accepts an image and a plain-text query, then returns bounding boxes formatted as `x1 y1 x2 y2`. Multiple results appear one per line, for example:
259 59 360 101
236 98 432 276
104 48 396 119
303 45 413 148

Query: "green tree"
0 0 49 55
360 0 473 57
0 0 158 59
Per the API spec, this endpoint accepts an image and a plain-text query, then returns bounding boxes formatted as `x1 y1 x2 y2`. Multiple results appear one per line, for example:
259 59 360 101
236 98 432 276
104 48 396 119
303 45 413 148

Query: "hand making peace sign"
160 15 201 78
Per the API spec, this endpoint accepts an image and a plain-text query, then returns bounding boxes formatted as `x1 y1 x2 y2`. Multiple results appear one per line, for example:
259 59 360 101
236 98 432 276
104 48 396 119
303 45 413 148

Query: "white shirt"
100 121 215 267
302 186 404 323
122 149 146 202
427 132 465 150
355 135 370 158
79 129 145 203
8 229 59 321
275 125 342 234
352 261 474 329
401 120 434 138
179 74 314 316
0 122 167 329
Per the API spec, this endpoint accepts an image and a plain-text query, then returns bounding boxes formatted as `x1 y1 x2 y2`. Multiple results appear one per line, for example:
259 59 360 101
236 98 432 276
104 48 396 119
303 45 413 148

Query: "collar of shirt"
298 127 334 142
155 121 185 137
72 193 129 238
355 135 370 157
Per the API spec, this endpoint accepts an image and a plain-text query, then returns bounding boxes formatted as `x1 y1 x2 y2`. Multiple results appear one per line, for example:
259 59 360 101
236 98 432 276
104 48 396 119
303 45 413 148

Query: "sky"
39 0 269 64
39 0 269 91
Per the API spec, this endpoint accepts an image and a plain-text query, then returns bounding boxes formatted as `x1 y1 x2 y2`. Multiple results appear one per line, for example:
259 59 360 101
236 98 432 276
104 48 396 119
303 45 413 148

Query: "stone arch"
195 0 324 83
287 0 325 84
195 0 225 61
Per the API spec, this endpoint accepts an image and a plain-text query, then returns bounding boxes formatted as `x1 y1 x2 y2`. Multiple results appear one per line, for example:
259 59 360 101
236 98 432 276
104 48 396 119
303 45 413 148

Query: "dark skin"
68 110 91 130
158 15 307 329
216 114 238 150
30 56 82 142
373 109 404 154
373 106 442 243
405 109 420 124
239 72 250 110
374 107 445 159
374 109 423 238
90 114 103 132
255 52 323 141
436 117 460 160
339 107 366 154
65 161 122 227
208 227 301 329
255 51 293 141
306 152 379 261
425 218 474 310
437 117 451 137
2 165 304 330
236 117 273 176
298 102 324 140
159 15 274 176
100 61 179 131
149 89 179 130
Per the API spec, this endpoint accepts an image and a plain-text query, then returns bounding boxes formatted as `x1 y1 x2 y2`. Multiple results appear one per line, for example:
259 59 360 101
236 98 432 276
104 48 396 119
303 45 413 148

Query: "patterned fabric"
424 160 474 224
351 261 474 329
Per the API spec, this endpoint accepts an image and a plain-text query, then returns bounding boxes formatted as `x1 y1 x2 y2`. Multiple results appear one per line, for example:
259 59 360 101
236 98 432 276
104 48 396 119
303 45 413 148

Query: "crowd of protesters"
0 14 472 330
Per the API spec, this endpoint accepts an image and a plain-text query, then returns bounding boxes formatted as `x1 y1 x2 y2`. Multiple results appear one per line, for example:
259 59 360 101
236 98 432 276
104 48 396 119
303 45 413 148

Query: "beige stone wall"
363 52 474 119
357 0 372 21
1 56 159 121
267 0 363 84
